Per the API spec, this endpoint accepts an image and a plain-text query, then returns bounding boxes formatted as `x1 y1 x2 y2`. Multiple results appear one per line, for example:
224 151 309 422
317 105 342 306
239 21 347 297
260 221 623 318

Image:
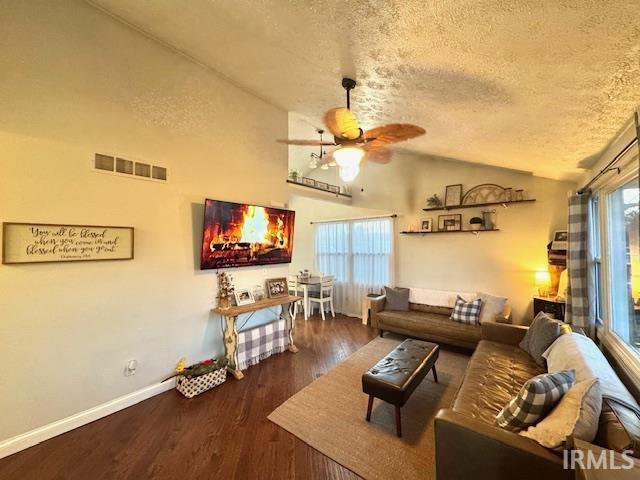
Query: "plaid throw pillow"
450 295 482 325
496 370 575 432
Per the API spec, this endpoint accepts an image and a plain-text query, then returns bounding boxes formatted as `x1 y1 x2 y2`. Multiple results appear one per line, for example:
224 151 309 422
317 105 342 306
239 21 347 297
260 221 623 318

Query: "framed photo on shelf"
234 288 255 306
438 214 462 231
302 177 316 187
266 277 288 298
420 219 433 232
445 184 463 207
328 185 340 194
551 230 568 251
315 181 329 191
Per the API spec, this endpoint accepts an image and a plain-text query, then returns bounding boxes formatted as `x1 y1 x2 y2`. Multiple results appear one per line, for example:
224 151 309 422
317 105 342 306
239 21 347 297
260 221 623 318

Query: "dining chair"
287 276 304 318
307 275 335 321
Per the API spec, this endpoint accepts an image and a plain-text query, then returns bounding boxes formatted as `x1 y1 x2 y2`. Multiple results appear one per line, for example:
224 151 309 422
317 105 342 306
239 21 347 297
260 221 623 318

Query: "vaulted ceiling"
90 0 640 180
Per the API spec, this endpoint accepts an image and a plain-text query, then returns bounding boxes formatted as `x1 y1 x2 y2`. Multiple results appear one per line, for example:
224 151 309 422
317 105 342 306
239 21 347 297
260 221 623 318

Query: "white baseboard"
0 379 176 460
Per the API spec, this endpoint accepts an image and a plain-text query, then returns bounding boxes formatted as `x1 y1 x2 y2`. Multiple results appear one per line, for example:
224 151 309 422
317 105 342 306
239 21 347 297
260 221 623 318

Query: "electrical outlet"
124 359 138 376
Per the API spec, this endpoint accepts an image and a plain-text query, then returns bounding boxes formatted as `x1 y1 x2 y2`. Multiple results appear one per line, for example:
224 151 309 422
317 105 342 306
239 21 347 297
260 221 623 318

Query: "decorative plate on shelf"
462 184 505 205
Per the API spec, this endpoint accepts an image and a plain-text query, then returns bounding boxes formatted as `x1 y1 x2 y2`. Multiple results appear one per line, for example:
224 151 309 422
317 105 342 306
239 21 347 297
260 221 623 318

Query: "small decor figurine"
217 271 234 309
427 194 443 208
469 217 484 231
170 356 228 398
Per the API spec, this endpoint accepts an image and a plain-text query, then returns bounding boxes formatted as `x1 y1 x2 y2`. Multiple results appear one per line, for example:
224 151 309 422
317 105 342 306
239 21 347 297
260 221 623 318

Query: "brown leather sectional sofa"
434 322 640 480
370 297 511 349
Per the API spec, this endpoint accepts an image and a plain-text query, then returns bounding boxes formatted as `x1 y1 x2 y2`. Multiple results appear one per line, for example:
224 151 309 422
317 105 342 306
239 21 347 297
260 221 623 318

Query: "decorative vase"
482 210 496 229
218 296 231 309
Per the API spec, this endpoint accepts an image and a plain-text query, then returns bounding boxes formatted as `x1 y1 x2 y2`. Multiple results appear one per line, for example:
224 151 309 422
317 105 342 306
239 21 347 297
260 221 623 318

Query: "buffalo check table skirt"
236 319 290 371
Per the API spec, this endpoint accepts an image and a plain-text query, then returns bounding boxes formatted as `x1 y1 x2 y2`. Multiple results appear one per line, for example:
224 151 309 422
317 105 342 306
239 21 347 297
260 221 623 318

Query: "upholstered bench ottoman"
362 339 439 437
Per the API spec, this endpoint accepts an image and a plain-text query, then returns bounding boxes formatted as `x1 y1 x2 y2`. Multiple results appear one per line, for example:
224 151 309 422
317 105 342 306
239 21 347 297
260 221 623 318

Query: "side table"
361 294 385 326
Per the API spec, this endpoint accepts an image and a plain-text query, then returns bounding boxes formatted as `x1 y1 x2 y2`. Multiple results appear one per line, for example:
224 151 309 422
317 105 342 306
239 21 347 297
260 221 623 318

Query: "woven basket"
176 368 227 398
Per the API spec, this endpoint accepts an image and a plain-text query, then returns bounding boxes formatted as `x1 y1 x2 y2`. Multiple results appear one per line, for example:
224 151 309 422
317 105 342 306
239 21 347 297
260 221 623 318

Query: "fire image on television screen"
200 199 295 269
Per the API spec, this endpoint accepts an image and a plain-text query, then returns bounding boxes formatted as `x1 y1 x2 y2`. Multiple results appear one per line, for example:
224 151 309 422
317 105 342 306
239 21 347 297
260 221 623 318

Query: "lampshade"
333 146 364 182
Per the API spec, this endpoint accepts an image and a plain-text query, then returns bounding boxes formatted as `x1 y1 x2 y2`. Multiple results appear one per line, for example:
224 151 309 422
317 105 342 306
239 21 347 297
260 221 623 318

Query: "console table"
213 295 301 380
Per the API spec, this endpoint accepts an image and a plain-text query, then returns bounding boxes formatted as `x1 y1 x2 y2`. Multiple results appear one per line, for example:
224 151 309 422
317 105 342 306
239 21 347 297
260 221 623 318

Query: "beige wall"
290 151 576 324
0 1 288 442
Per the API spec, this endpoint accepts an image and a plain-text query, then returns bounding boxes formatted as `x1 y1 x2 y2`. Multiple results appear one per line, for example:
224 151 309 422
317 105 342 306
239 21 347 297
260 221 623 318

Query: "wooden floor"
0 315 377 480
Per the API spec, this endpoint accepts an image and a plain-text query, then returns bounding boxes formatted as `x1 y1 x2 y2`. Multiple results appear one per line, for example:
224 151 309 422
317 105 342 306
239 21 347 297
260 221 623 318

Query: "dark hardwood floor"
0 315 377 480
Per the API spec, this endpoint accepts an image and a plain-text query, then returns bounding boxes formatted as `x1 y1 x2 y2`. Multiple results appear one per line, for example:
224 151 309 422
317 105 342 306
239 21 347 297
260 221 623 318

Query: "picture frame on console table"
234 288 255 306
266 277 288 298
2 222 134 264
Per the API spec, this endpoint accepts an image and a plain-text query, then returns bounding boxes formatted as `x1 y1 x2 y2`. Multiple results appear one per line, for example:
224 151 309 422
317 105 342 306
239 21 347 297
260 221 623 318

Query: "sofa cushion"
520 378 602 449
376 309 481 345
453 340 545 425
384 286 409 311
410 303 453 316
496 370 575 432
595 398 640 458
519 311 562 367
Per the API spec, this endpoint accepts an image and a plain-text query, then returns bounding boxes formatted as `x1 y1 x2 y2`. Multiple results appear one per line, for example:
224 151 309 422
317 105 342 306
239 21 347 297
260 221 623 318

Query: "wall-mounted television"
200 199 295 270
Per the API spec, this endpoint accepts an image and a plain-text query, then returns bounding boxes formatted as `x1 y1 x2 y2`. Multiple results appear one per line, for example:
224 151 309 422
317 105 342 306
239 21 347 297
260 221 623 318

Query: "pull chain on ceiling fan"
278 78 425 182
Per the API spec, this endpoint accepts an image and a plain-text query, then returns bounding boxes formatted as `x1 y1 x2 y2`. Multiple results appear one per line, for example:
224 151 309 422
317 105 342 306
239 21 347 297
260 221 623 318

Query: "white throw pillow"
543 333 640 411
408 288 477 308
477 292 507 324
520 378 602 450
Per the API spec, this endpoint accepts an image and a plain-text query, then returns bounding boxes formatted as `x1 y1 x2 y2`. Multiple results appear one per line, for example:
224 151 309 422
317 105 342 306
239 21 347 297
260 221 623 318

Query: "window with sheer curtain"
314 217 394 317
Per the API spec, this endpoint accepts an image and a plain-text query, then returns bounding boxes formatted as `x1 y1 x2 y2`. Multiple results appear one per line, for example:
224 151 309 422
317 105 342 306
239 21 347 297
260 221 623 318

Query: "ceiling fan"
278 78 425 181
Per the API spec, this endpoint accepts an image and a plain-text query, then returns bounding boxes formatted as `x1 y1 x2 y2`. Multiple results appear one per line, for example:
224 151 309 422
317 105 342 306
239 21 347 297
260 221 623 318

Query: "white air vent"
93 153 168 183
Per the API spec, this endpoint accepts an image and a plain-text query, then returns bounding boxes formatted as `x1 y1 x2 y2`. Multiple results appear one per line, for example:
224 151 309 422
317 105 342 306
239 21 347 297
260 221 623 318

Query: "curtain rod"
577 136 638 194
310 214 397 225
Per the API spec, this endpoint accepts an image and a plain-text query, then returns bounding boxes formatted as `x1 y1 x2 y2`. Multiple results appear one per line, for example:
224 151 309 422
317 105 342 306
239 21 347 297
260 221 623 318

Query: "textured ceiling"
89 0 640 180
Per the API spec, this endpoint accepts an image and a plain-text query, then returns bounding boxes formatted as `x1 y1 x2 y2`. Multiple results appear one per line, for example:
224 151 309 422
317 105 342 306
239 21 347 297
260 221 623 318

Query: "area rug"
268 337 470 480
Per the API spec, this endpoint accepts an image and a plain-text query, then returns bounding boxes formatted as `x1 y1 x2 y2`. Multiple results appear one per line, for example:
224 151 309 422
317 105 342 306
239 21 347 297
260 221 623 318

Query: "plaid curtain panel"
236 319 289 371
566 192 595 337
496 370 575 432
450 295 482 325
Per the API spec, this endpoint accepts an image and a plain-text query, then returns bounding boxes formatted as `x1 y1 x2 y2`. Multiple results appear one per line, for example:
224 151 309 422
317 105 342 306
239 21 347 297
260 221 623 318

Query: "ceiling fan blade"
363 124 425 145
363 146 392 164
323 107 361 140
276 139 336 146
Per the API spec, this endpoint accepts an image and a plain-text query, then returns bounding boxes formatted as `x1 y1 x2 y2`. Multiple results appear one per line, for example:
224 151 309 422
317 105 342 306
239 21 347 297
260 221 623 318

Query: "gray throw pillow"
520 311 563 367
384 286 410 311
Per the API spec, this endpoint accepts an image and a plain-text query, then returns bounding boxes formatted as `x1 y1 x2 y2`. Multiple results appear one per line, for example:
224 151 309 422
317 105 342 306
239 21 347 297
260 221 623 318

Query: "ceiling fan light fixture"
334 146 364 182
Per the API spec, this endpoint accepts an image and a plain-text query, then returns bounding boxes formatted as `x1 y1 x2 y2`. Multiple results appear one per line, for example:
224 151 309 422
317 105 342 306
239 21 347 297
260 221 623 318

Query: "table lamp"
535 270 551 297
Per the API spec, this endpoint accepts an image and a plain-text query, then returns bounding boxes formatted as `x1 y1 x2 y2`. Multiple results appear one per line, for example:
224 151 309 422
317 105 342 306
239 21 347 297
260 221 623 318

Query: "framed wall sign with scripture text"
2 222 134 264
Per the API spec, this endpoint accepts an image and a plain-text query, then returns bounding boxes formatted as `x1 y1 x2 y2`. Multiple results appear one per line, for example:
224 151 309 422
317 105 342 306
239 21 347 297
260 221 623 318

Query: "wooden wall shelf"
423 199 536 212
286 180 352 198
400 229 500 236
